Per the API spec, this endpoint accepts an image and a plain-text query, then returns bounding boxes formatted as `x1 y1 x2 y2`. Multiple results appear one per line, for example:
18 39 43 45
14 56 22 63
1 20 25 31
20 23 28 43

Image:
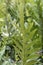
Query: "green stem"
37 0 43 55
16 0 26 65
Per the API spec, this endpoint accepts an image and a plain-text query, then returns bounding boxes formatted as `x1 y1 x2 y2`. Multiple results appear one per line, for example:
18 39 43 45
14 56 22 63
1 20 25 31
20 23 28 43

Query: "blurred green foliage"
0 0 43 65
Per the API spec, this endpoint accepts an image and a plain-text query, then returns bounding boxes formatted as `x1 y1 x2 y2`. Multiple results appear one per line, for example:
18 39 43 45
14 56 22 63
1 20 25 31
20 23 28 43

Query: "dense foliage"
0 0 43 65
